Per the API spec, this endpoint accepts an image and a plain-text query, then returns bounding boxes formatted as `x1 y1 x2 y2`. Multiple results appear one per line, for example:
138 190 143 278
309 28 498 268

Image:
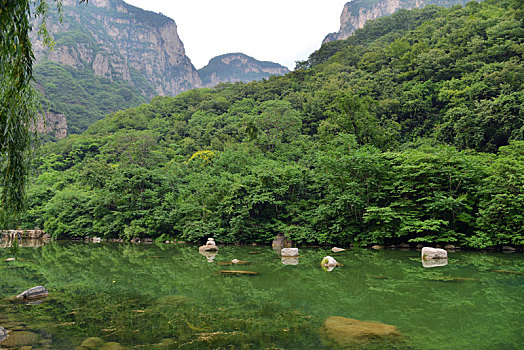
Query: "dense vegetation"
35 60 148 134
15 0 524 248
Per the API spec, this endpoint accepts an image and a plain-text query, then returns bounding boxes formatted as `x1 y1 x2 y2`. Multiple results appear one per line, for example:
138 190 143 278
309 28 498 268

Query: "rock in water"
321 256 338 267
79 337 105 349
331 247 346 252
272 233 292 249
0 326 8 343
421 247 448 260
0 331 40 347
319 316 404 348
15 286 49 300
199 238 218 252
281 248 299 257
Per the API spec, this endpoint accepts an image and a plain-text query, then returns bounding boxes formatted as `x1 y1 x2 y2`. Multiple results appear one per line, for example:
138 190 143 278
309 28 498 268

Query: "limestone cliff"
33 0 201 97
198 53 290 88
324 0 471 43
36 111 68 140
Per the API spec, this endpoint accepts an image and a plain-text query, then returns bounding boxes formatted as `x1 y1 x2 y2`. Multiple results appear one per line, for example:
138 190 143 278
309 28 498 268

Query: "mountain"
198 53 290 87
32 0 290 137
323 0 472 44
32 0 201 135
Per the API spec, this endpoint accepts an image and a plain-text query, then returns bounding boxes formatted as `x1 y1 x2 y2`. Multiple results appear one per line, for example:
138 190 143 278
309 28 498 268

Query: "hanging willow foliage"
0 0 86 224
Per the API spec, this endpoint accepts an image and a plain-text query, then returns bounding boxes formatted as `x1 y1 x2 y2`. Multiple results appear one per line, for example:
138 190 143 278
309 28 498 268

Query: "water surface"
1 241 523 349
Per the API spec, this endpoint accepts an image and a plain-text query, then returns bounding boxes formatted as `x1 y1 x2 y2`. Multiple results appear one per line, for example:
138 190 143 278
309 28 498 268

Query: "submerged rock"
422 258 448 268
281 248 299 257
319 316 403 349
79 337 105 349
0 331 40 347
15 285 49 300
0 326 8 343
218 270 258 275
421 247 447 260
101 342 128 350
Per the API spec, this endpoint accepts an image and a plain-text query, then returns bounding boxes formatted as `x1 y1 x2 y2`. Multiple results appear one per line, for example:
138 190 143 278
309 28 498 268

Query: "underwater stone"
421 247 447 260
15 285 49 300
80 337 105 349
0 326 8 343
0 331 40 347
100 341 128 350
319 316 403 348
281 248 298 257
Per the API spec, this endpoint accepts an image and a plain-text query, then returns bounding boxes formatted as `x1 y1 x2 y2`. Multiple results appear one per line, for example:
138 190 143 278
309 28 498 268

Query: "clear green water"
0 241 523 349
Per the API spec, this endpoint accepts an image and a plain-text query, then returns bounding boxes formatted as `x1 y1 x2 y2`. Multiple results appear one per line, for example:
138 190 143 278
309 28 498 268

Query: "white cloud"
124 0 348 70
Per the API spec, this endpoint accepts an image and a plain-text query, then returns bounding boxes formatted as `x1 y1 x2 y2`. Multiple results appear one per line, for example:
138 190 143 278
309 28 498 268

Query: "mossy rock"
100 341 128 350
319 316 404 349
0 331 40 347
79 337 105 349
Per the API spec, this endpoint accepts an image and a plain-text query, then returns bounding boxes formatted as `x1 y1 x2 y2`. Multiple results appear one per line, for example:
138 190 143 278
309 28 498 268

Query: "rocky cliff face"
198 53 290 88
324 0 471 43
34 0 201 96
36 111 68 140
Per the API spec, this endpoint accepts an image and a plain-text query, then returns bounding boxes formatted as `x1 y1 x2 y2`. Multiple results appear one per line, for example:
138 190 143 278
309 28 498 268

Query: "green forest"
15 0 524 248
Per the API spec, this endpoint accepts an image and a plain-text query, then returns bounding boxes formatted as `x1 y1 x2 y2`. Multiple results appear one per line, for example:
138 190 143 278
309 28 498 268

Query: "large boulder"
281 248 299 257
272 233 292 249
15 286 48 300
421 247 447 260
319 316 404 349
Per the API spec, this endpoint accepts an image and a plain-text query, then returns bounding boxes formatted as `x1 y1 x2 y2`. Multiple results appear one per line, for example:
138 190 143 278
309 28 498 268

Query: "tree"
0 0 86 223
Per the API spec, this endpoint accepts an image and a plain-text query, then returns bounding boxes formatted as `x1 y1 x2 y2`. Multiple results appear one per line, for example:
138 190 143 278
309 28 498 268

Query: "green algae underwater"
0 241 523 349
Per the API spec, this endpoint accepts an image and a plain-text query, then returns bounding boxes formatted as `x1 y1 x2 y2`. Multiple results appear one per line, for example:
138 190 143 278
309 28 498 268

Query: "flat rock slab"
320 316 404 349
15 286 48 300
218 270 258 275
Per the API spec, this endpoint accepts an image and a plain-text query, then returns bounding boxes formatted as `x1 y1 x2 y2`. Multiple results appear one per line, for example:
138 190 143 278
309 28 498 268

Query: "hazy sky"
124 0 349 70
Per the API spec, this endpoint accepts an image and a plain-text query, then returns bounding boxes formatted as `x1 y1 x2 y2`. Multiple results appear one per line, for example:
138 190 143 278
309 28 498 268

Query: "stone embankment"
1 230 46 239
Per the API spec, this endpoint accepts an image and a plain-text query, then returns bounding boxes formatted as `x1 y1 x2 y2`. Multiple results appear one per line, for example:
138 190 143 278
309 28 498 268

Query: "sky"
124 0 349 70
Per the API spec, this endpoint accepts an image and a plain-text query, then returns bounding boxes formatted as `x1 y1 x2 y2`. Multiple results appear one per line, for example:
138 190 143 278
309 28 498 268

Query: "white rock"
331 247 346 252
281 248 299 257
231 259 240 264
321 256 338 267
421 247 448 260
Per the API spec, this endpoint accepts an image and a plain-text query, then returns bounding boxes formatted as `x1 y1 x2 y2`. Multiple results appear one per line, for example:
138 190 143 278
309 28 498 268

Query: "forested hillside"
19 0 524 248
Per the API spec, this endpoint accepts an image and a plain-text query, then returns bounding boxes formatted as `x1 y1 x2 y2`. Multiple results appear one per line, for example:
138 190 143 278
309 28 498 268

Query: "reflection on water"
0 242 523 349
422 258 449 268
0 238 48 248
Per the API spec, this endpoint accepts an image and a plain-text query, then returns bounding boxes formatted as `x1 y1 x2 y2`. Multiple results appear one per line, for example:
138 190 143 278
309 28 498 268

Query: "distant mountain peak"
198 53 290 88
